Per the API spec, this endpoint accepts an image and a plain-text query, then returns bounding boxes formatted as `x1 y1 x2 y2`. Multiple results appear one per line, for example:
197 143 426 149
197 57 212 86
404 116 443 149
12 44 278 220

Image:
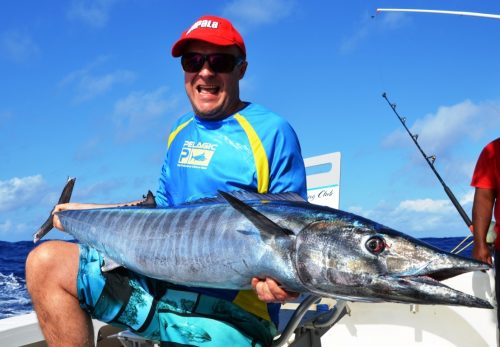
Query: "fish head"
294 217 493 309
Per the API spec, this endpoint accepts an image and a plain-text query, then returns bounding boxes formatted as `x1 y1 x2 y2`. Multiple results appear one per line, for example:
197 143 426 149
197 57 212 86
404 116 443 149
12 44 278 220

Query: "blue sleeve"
267 119 307 199
155 117 187 207
155 158 172 207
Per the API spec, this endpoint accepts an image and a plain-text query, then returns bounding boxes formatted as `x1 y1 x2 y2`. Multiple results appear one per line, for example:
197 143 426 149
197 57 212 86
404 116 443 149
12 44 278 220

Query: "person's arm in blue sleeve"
268 119 307 198
155 159 173 208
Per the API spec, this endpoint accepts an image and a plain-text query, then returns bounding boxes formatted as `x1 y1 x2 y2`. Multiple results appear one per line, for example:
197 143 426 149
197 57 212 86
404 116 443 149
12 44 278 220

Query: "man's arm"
472 187 496 265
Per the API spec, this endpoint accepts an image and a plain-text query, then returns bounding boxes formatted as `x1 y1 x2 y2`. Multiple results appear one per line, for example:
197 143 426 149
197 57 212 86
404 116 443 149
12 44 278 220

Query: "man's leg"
26 240 94 347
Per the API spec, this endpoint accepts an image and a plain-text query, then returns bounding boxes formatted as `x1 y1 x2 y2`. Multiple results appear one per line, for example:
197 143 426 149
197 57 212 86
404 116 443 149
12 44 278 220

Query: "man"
26 15 307 347
471 137 500 327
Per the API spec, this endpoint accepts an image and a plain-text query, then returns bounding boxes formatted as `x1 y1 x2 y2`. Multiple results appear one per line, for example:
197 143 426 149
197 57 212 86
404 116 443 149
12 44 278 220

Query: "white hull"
323 300 497 347
0 312 108 347
285 269 498 347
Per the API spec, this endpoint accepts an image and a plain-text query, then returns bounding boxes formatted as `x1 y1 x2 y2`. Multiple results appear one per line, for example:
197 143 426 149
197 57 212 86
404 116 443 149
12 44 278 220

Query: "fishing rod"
376 8 500 20
381 93 473 231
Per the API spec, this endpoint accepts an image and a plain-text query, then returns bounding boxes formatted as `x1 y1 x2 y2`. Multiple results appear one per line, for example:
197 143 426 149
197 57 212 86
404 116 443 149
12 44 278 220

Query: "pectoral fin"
101 257 123 272
218 190 294 242
33 177 76 243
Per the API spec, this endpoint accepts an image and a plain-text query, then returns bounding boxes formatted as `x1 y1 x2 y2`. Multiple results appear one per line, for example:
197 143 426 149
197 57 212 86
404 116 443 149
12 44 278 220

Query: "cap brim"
171 36 241 57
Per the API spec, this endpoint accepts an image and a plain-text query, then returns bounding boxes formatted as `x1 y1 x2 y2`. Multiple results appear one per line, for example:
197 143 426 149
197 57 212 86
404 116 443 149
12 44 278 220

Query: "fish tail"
32 177 76 243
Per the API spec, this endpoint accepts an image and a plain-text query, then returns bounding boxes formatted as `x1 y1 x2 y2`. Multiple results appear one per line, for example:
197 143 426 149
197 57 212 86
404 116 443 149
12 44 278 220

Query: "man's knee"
26 241 80 292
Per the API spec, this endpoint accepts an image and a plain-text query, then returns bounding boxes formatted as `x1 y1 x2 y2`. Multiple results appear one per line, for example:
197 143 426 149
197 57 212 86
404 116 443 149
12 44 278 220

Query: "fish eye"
365 236 386 255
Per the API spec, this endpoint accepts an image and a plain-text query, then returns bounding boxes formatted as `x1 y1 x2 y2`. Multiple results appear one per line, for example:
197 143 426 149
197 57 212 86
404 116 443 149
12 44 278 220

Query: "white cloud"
381 99 500 188
0 220 13 234
347 191 474 237
411 101 484 154
113 86 179 142
460 189 475 206
0 30 40 63
0 175 46 211
396 198 453 213
384 99 500 156
0 218 31 238
222 0 297 32
60 58 135 101
67 0 118 28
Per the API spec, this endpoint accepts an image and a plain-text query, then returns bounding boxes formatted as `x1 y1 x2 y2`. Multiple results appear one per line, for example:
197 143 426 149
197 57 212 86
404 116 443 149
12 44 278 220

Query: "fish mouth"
390 262 493 309
422 262 488 282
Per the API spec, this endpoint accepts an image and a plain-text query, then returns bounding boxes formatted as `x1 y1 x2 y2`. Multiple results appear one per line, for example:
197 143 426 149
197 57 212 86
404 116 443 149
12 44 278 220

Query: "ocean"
0 237 474 320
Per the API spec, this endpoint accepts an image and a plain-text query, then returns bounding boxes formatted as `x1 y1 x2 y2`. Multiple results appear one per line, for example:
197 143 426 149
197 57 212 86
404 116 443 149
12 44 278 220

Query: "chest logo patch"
178 140 217 169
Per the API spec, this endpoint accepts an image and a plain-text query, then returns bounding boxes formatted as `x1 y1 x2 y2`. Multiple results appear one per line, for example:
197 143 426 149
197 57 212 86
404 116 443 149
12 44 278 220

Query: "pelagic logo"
186 20 219 35
178 140 217 169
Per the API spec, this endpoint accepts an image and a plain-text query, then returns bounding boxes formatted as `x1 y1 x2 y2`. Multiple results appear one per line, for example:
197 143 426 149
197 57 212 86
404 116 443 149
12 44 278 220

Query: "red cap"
171 15 246 57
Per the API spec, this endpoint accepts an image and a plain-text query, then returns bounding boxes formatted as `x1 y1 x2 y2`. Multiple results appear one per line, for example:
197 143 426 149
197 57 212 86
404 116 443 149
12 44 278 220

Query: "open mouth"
197 85 220 94
394 267 493 309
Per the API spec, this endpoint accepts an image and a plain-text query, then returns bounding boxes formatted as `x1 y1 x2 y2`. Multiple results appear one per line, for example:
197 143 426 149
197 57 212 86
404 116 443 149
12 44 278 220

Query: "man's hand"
52 203 82 231
472 242 493 266
251 277 299 303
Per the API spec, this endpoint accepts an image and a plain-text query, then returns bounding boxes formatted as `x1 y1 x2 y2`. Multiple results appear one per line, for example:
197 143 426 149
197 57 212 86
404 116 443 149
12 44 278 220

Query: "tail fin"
33 177 76 243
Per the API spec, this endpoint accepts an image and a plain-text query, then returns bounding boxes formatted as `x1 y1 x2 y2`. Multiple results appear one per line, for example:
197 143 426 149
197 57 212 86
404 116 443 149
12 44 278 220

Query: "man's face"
183 40 247 120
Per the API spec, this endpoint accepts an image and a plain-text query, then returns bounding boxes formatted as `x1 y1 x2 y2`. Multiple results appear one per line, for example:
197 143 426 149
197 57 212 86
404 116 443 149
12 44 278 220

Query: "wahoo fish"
35 178 493 309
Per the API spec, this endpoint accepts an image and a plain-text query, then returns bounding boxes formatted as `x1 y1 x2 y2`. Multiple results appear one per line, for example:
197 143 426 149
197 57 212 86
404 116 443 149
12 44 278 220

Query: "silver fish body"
61 203 298 290
56 192 493 309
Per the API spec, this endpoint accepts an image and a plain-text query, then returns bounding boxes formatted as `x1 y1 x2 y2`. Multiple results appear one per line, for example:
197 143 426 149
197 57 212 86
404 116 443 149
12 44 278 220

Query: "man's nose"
198 61 215 75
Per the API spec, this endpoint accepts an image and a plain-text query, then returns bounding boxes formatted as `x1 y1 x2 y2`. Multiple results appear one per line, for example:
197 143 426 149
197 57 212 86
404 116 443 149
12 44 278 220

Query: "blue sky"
1 0 500 242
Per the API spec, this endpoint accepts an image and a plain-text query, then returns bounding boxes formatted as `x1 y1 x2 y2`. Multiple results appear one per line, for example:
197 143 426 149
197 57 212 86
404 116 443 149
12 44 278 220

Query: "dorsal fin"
218 191 294 238
124 190 157 208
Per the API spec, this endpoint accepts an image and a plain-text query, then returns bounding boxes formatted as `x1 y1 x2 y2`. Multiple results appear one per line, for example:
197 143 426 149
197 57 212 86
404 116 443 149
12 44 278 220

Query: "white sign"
305 152 341 209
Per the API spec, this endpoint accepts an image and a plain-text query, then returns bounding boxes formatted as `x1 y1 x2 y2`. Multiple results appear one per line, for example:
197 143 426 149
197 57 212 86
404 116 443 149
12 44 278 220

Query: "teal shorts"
76 244 276 346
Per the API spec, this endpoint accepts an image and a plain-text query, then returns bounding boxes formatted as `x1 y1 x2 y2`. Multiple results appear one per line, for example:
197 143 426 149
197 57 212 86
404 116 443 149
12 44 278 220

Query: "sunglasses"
181 53 244 73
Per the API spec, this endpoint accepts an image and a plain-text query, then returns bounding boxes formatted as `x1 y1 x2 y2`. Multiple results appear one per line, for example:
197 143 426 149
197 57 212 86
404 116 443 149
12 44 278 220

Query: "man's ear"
239 61 248 80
